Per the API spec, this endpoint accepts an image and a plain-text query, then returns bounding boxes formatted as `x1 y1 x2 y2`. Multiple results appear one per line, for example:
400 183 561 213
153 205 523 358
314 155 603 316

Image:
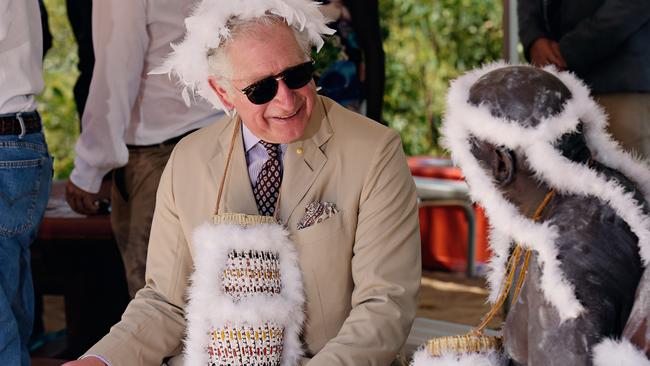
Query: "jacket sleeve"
559 0 650 75
307 129 422 365
517 0 548 61
84 147 191 365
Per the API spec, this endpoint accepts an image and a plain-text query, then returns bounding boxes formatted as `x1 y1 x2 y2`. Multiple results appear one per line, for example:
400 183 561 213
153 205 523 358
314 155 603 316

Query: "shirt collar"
241 122 261 153
241 122 289 154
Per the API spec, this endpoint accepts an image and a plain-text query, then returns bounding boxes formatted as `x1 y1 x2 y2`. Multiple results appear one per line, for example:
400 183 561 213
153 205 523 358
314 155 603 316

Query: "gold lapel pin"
296 147 304 155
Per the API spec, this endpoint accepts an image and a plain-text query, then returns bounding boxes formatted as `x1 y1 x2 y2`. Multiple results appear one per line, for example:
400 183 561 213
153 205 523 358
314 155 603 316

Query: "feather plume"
411 348 507 366
593 338 650 366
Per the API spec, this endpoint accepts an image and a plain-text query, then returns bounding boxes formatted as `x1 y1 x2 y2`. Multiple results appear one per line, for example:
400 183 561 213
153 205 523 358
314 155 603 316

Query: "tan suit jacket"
86 96 421 365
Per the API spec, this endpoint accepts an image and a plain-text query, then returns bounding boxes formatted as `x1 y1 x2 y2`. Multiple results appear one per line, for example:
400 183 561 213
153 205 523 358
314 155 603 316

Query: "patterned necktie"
253 141 282 216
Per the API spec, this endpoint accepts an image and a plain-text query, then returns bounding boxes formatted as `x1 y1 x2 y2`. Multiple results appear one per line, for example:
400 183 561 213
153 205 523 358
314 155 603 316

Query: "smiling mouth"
274 106 301 120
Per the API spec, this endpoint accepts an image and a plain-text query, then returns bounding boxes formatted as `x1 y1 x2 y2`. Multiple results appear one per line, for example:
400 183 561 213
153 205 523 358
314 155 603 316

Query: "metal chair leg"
460 204 476 277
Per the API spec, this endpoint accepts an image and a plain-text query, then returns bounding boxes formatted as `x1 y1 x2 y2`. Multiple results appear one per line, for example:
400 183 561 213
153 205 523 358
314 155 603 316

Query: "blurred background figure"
316 0 386 124
518 0 650 160
64 0 223 298
0 0 54 364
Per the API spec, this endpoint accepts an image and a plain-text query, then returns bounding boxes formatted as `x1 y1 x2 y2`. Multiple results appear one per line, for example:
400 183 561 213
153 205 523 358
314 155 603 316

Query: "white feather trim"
592 338 650 366
411 348 507 366
149 0 335 111
442 61 650 321
183 221 305 366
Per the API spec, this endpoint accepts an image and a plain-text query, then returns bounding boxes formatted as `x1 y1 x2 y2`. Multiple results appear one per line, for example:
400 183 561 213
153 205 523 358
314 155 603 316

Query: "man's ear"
208 76 235 110
493 147 516 186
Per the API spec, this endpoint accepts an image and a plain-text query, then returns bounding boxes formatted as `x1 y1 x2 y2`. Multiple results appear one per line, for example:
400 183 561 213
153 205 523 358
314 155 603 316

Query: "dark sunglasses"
240 61 315 105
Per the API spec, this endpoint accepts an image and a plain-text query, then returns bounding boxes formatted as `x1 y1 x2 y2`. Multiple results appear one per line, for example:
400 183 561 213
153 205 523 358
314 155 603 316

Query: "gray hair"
207 14 312 92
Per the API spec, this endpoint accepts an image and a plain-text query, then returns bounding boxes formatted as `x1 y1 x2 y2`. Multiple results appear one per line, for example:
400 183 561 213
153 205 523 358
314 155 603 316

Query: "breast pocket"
292 210 345 244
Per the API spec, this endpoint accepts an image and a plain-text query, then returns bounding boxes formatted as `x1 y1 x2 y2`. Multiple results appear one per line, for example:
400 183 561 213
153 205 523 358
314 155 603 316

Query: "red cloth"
409 157 491 272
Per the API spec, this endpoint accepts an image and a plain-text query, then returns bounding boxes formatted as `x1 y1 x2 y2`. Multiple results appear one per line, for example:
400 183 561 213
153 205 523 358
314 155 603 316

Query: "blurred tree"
379 0 503 155
38 0 79 179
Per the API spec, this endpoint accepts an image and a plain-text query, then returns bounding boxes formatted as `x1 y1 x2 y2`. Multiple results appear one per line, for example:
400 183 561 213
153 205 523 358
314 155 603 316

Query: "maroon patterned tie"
253 141 282 216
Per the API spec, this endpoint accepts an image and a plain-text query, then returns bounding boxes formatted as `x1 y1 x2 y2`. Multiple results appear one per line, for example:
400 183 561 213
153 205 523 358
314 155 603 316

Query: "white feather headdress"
442 62 650 321
150 0 335 111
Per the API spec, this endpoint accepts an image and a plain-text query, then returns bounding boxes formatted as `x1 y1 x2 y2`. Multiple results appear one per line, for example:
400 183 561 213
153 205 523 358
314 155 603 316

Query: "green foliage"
379 0 503 155
312 32 347 74
38 0 80 179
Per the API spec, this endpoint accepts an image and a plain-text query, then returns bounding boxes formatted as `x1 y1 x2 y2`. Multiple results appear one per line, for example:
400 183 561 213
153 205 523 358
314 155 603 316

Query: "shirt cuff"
70 156 110 194
80 354 112 366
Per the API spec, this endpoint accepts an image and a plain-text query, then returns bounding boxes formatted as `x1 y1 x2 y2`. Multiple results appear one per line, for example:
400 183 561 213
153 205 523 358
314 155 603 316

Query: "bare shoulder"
550 195 643 293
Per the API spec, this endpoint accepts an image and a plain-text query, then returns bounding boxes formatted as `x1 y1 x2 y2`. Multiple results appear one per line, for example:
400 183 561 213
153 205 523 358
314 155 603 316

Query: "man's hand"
65 179 103 215
61 357 107 366
530 37 567 70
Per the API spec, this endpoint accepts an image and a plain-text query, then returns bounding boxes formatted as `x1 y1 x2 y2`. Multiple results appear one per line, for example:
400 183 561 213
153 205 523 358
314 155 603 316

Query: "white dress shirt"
70 0 222 193
0 0 43 114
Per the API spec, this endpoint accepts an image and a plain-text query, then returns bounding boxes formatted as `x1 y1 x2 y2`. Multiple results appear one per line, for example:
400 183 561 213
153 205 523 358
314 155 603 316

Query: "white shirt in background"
0 0 43 114
70 0 222 193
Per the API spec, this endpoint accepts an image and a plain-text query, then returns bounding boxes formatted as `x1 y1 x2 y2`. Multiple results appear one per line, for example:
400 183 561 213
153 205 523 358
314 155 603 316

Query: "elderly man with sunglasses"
64 1 420 366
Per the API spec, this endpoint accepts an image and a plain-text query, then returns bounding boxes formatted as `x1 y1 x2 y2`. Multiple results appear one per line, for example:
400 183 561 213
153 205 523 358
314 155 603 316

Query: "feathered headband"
442 62 650 321
150 0 335 111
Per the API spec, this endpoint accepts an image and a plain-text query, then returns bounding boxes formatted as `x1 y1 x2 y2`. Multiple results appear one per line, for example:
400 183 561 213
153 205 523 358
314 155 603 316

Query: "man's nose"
273 79 297 107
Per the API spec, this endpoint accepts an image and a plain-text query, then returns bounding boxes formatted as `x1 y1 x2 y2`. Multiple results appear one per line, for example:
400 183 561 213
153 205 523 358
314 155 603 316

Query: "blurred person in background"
518 0 650 159
0 0 54 364
64 0 223 298
316 0 385 124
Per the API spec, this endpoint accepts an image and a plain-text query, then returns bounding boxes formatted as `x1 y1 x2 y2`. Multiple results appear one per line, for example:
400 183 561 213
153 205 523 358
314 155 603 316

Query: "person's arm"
0 0 11 41
346 0 385 124
528 37 566 69
68 0 148 195
517 0 548 61
80 147 191 365
308 130 421 365
558 0 650 75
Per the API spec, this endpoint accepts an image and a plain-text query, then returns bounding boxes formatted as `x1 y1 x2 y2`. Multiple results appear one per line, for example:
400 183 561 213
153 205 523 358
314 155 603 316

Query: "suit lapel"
207 115 258 215
280 97 333 223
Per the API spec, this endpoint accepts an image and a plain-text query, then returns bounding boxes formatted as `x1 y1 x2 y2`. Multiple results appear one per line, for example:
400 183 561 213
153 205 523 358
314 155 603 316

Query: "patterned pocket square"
297 201 339 230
